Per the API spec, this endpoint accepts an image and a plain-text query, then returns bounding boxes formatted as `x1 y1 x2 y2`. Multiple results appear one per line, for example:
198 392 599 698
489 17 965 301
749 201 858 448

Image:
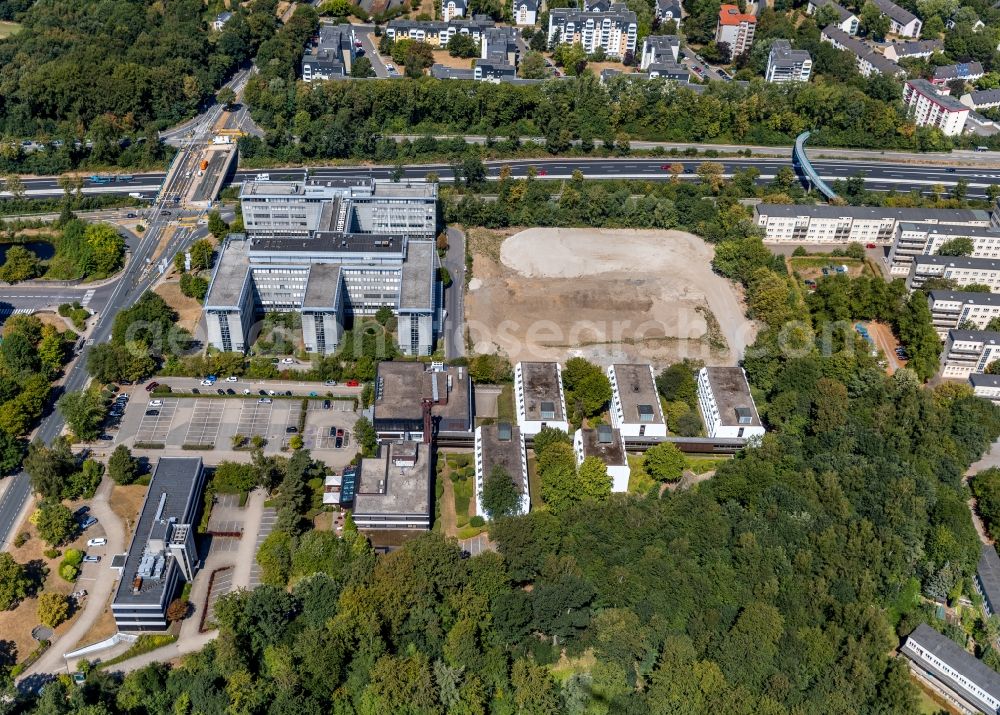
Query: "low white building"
961 89 1000 111
942 329 1000 378
908 255 1000 292
514 362 570 436
574 425 631 493
970 373 1000 404
607 363 667 438
873 0 921 38
655 0 682 26
882 38 942 62
903 79 969 137
821 25 904 77
927 291 1000 337
807 0 858 34
639 34 679 69
441 0 466 21
900 624 1000 715
696 367 764 440
475 422 530 519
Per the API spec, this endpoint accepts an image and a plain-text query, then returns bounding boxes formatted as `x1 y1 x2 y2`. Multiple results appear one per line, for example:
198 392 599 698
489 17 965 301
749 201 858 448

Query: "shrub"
14 532 28 548
37 592 70 628
58 562 79 582
469 515 485 527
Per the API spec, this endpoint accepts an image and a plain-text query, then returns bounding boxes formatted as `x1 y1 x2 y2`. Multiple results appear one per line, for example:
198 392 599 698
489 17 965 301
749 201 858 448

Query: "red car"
145 381 159 392
538 169 547 176
865 243 876 249
346 379 360 387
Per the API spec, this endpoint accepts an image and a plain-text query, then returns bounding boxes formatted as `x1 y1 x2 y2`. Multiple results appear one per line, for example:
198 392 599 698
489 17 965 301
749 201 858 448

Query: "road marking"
80 290 96 307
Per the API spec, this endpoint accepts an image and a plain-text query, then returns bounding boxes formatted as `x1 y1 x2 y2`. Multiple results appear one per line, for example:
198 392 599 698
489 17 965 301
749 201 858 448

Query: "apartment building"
441 0 466 21
977 543 1000 616
933 61 985 87
696 367 765 440
882 38 942 62
942 329 1000 378
512 0 538 25
386 17 493 47
901 624 1000 715
821 25 904 77
353 442 433 530
607 363 667 438
639 34 681 72
715 4 756 56
371 361 473 441
961 89 1000 111
926 291 1000 337
574 425 631 493
907 255 1000 292
873 0 921 37
301 24 356 81
655 0 683 26
481 26 520 65
807 0 858 35
548 4 638 58
514 361 570 436
475 422 530 519
903 79 970 136
766 40 812 83
888 222 1000 274
970 373 1000 405
754 203 991 246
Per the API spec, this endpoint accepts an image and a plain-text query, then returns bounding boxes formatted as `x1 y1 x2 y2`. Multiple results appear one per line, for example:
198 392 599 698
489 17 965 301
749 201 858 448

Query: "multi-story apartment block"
639 34 681 72
907 255 1000 291
481 26 520 65
807 0 858 35
882 38 942 61
574 426 631 493
873 0 921 37
888 222 1000 274
821 25 905 77
903 79 970 136
655 0 683 26
547 4 638 58
441 0 466 21
942 329 1000 378
301 24 356 81
715 4 755 56
754 203 991 246
514 362 570 436
386 17 493 47
971 373 1000 405
932 61 984 87
512 0 538 25
607 363 667 438
766 40 812 83
475 422 530 519
926 291 1000 337
696 367 765 440
900 624 1000 715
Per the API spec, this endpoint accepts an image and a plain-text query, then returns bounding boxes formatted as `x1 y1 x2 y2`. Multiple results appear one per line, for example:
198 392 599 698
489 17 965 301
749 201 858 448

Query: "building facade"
766 39 812 83
639 35 680 70
655 0 683 26
901 624 1000 715
607 363 667 438
971 373 1000 404
512 0 538 25
961 89 1000 111
888 222 1000 274
903 79 970 136
882 39 942 62
696 367 765 440
441 0 467 21
977 543 1000 616
715 4 755 56
475 422 530 519
301 24 356 81
927 290 1000 337
942 329 1000 378
386 17 493 47
908 255 1000 292
807 0 858 35
873 0 921 37
821 25 904 76
933 61 985 87
514 361 570 436
548 4 638 58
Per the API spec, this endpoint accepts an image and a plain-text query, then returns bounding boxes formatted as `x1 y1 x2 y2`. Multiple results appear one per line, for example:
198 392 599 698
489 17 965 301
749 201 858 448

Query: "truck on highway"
89 175 111 184
128 192 143 199
116 175 133 181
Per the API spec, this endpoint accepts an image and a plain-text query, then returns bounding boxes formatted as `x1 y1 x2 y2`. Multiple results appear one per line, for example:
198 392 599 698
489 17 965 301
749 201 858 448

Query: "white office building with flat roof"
907 255 1000 291
697 367 765 440
927 291 1000 337
574 425 631 493
942 329 1000 378
607 363 667 438
514 362 570 436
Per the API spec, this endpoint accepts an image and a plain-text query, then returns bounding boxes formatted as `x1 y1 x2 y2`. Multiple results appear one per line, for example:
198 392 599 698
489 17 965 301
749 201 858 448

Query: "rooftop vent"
540 401 556 420
735 406 753 424
597 425 613 444
498 422 512 441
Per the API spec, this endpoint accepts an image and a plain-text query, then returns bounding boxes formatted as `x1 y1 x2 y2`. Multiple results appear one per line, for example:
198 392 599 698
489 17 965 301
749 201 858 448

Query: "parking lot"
184 400 226 446
135 398 180 443
248 508 277 590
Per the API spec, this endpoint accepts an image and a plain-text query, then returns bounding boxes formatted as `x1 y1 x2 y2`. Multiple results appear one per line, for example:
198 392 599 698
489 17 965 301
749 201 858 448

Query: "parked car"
337 428 344 437
281 358 294 364
191 388 200 394
258 398 272 404
116 393 129 401
217 388 225 395
82 555 100 563
87 538 107 547
346 380 360 387
71 590 87 600
335 436 343 448
324 380 338 386
285 426 298 433
81 517 98 529
865 243 877 249
74 506 90 518
206 375 217 381
330 427 338 437
226 376 238 382
148 399 163 407
284 390 292 396
98 435 113 441
145 409 160 416
200 379 214 386
343 433 349 446
323 400 331 409
259 389 267 396
268 390 276 396
243 389 251 395
226 388 236 395
145 382 159 392
160 210 171 216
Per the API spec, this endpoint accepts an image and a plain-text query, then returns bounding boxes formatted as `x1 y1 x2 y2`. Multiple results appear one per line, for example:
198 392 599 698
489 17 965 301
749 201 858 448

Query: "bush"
151 384 172 394
58 562 79 582
37 592 70 628
469 515 485 527
14 532 28 548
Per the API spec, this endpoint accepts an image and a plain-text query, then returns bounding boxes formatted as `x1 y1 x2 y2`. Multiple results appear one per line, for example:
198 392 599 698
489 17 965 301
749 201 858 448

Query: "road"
442 227 466 360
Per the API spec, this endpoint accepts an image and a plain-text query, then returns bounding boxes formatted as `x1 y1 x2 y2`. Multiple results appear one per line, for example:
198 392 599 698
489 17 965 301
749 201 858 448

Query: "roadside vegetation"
0 218 125 282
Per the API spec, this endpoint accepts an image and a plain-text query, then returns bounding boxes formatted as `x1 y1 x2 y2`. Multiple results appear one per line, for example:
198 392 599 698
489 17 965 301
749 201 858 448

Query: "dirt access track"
465 227 756 367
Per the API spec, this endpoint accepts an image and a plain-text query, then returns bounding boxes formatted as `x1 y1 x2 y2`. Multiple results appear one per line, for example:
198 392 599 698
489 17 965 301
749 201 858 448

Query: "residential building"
970 373 1000 405
607 363 667 438
639 34 679 69
882 38 942 61
301 24 356 81
353 441 433 530
942 329 1000 378
908 255 1000 292
204 179 440 357
977 544 1000 616
807 0 858 35
431 65 476 80
715 4 756 56
481 26 520 65
600 68 696 83
111 458 206 631
475 61 517 81
655 0 683 26
873 0 921 37
441 0 467 21
933 61 985 87
961 89 1000 111
574 425 631 493
213 11 233 31
514 361 570 436
372 361 473 441
754 203 991 246
696 367 765 440
475 422 530 519
386 17 494 47
548 4 638 58
927 291 1000 337
901 623 1000 715
512 0 538 26
888 222 1000 274
821 25 905 77
766 40 812 83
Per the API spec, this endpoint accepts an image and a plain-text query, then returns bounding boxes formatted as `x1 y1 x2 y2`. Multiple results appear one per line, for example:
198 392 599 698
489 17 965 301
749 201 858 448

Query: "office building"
371 361 473 441
888 223 1000 274
301 24 356 81
970 373 1000 405
696 367 764 440
873 0 921 37
548 4 638 58
766 40 812 83
903 79 970 136
908 255 1000 292
807 0 858 35
111 458 206 631
927 291 1000 337
514 362 570 436
512 0 538 25
607 363 667 438
901 623 1000 715
942 329 1000 378
353 441 433 530
961 89 1000 111
475 422 530 519
821 25 905 77
574 425 631 493
933 61 985 87
715 4 756 56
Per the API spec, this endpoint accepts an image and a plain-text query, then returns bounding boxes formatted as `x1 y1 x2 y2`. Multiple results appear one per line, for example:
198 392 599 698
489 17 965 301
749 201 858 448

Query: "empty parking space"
237 400 272 438
307 398 353 412
184 399 225 446
248 508 277 590
210 536 240 553
203 566 234 630
135 398 178 443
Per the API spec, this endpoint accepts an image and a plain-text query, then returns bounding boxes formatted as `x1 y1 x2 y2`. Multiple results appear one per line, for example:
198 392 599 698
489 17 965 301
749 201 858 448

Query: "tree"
207 211 229 239
0 245 41 283
0 332 39 374
166 598 188 622
189 239 215 271
353 416 378 457
642 442 685 482
519 51 547 79
179 273 208 301
217 86 236 109
350 56 375 77
84 223 126 275
860 1 890 39
552 42 587 75
937 237 975 256
108 445 140 485
35 500 76 546
447 33 478 58
696 162 726 193
0 553 31 610
468 353 512 383
57 390 107 442
37 592 70 627
577 457 611 500
656 362 698 406
562 357 612 420
481 464 522 519
403 41 434 76
538 442 579 513
25 438 76 499
87 342 155 384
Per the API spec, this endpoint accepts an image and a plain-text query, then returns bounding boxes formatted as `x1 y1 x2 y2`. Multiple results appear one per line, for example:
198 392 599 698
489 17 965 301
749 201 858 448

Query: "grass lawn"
683 455 731 474
497 384 514 422
438 453 487 538
627 454 657 494
0 21 22 38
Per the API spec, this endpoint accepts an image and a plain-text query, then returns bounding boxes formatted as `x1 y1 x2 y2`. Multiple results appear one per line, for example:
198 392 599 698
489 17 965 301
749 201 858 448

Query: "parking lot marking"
184 399 225 446
135 398 178 443
237 400 273 438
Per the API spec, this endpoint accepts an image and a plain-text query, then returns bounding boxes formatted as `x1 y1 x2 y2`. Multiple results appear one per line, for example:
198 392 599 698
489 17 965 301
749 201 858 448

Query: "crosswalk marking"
0 307 35 320
81 290 95 307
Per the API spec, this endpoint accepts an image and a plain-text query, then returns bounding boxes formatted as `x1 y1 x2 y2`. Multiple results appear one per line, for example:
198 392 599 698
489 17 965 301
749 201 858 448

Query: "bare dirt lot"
465 227 755 367
155 280 203 335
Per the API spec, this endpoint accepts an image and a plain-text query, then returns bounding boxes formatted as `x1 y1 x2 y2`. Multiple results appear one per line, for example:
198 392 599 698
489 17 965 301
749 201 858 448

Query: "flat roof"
611 364 664 426
242 181 303 196
518 362 566 422
399 241 436 311
302 264 342 309
250 233 406 256
354 442 431 518
900 222 1000 237
204 238 252 309
913 255 1000 270
907 79 970 112
373 361 472 425
928 290 1000 306
479 423 528 494
947 329 1000 343
979 544 1000 606
905 623 1000 710
112 458 203 608
371 182 438 199
971 373 1000 388
579 426 627 467
704 367 761 428
758 202 989 223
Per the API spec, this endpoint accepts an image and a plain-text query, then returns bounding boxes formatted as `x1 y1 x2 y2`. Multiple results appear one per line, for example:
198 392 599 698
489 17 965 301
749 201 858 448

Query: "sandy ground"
154 280 203 335
431 50 475 69
109 484 148 544
466 227 755 367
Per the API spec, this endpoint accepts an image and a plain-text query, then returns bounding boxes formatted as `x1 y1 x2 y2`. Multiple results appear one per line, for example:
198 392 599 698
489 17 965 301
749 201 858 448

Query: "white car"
242 389 251 395
200 379 213 386
226 376 238 382
148 399 163 407
87 538 107 547
385 63 395 72
281 358 294 364
268 390 277 396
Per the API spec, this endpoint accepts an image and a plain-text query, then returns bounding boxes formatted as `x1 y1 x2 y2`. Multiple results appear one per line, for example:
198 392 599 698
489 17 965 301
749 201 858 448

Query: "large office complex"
901 624 1000 715
371 361 473 441
765 39 811 83
474 422 530 519
903 79 970 136
696 367 764 440
203 179 441 357
942 329 1000 378
111 458 206 631
607 363 667 438
547 4 638 58
907 255 1000 291
514 361 570 436
715 4 755 56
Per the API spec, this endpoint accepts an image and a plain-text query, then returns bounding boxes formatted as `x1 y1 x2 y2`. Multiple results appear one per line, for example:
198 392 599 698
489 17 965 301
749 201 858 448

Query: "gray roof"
656 0 682 16
913 254 1000 270
812 0 855 22
704 367 761 428
757 202 989 223
971 373 1000 388
947 329 1000 343
302 264 342 309
399 240 436 312
373 361 472 429
514 0 539 10
904 623 1000 712
934 62 985 81
822 26 904 76
204 238 252 309
354 442 432 522
968 89 1000 107
907 78 970 111
979 543 1000 605
928 290 1000 306
550 5 638 25
769 39 811 66
886 38 942 56
873 0 916 25
478 423 528 495
579 426 627 467
252 233 406 256
431 65 476 80
611 363 665 426
518 362 566 421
